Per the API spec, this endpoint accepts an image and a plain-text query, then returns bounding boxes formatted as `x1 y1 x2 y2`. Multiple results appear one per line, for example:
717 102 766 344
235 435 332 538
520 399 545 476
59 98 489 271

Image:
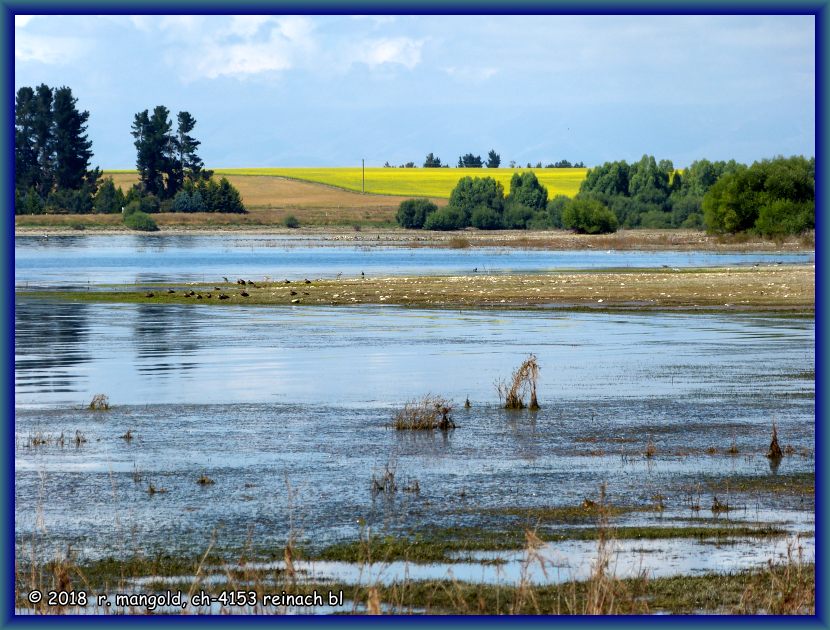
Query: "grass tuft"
497 354 541 410
393 395 455 430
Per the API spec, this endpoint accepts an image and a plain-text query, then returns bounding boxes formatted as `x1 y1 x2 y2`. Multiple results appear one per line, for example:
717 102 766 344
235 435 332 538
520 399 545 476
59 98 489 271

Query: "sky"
13 14 815 169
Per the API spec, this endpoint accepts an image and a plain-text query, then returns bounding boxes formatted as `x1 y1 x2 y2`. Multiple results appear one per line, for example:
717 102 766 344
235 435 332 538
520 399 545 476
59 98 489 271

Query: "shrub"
93 178 126 214
45 186 94 214
423 206 464 231
502 202 535 229
284 214 300 228
124 210 159 232
16 188 44 215
496 354 540 410
171 190 193 213
394 395 455 430
562 197 618 234
448 176 504 225
396 198 438 229
637 209 673 229
755 199 814 237
507 171 548 210
546 195 570 228
470 205 503 230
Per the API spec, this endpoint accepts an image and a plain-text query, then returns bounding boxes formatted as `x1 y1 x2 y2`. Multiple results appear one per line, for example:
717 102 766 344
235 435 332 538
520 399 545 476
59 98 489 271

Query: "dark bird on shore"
167 289 176 294
214 287 221 291
361 271 365 278
206 293 212 298
223 277 228 283
145 292 154 298
473 267 478 273
240 291 249 297
247 280 255 285
196 294 203 300
284 279 291 284
237 278 246 285
305 279 311 284
290 290 297 296
218 294 230 300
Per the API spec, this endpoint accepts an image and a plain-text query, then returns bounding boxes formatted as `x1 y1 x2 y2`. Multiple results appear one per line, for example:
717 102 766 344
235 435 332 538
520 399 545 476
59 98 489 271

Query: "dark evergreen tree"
14 87 39 194
486 150 501 168
177 111 204 183
423 152 442 168
33 84 55 195
52 86 94 190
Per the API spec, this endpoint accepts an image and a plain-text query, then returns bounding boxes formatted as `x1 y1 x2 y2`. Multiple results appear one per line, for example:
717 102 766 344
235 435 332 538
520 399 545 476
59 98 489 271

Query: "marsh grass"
88 394 110 411
497 354 540 410
393 395 455 430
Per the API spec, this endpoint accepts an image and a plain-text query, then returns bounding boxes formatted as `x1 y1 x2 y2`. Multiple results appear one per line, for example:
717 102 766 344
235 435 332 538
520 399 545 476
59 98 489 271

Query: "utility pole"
362 158 365 193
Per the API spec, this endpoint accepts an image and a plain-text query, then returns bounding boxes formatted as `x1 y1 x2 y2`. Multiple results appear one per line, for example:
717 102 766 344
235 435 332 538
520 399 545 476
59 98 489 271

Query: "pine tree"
177 111 204 182
52 86 94 190
14 87 39 193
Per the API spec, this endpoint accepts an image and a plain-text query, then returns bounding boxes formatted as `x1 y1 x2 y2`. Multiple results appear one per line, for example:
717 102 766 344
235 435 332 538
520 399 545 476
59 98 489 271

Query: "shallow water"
14 234 812 286
15 299 814 562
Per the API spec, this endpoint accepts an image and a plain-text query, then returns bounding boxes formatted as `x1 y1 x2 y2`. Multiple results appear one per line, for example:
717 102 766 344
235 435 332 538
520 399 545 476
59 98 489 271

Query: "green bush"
637 209 673 229
93 179 126 214
284 214 300 228
423 206 465 231
502 203 535 229
396 198 438 228
546 195 569 229
507 171 548 210
470 205 503 230
755 199 814 236
448 176 504 225
124 210 159 232
562 197 618 234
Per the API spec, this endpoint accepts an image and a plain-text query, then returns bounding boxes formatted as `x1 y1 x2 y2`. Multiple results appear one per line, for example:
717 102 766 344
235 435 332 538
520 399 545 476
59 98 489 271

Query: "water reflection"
15 234 813 286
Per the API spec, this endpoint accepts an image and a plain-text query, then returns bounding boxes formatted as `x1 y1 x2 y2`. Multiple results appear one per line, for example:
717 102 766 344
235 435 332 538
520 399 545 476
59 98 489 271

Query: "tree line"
382 151 585 169
397 154 814 236
14 84 246 230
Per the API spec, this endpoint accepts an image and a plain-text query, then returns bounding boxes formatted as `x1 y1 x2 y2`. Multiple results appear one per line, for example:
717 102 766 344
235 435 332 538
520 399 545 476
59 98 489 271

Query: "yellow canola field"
207 167 587 199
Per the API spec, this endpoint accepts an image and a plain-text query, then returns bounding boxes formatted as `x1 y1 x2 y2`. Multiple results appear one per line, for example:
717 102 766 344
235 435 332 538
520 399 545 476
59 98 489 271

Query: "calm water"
14 237 815 582
15 299 814 561
14 234 812 286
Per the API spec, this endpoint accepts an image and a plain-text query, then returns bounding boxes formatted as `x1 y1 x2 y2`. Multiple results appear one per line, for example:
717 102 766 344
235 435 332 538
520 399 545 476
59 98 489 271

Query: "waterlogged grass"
208 167 588 199
315 524 788 564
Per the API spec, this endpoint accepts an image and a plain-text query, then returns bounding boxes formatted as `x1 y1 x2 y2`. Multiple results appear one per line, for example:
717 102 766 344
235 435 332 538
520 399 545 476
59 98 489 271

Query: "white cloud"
352 37 423 69
14 15 35 29
15 33 89 64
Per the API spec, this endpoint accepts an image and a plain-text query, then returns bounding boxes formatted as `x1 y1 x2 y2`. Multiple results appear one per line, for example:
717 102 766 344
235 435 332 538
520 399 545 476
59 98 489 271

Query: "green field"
107 167 587 199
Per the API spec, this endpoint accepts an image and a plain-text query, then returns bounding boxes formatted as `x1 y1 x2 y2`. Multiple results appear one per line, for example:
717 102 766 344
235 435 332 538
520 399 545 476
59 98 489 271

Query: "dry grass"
497 354 540 410
393 395 455 430
88 394 110 411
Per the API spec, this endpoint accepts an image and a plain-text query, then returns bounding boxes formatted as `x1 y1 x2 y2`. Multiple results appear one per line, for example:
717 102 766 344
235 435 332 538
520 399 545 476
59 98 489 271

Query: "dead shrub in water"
497 354 540 410
393 395 455 430
371 463 398 496
88 394 110 411
767 422 783 459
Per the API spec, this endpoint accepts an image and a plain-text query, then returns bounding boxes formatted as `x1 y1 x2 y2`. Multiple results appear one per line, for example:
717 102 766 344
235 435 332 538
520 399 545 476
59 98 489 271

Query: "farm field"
105 167 588 199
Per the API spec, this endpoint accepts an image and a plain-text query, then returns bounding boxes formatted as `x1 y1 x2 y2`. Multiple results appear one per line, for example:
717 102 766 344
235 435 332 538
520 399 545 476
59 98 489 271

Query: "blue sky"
14 14 815 169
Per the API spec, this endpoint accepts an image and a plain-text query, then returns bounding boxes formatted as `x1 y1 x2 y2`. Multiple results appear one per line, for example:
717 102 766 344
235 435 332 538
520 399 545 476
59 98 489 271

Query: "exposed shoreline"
20 264 815 312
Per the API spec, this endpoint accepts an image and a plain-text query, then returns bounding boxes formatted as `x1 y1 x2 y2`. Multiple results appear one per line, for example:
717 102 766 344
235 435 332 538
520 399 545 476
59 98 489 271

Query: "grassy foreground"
105 167 588 199
26 265 814 312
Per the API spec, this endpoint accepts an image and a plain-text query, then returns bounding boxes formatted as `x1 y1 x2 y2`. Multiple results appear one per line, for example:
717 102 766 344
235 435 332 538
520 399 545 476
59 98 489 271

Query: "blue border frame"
2 2 825 627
